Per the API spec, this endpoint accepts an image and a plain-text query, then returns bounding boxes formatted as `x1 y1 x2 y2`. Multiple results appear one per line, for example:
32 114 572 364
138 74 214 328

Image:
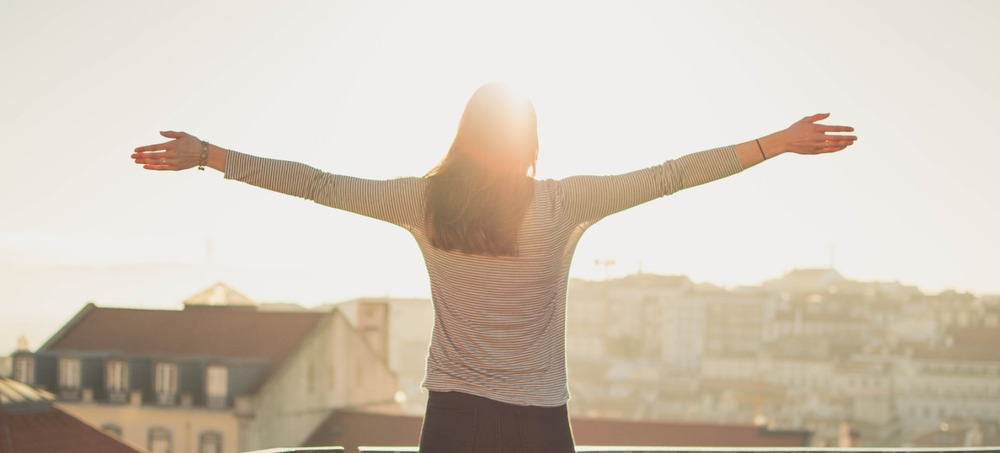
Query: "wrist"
757 132 786 159
206 144 228 172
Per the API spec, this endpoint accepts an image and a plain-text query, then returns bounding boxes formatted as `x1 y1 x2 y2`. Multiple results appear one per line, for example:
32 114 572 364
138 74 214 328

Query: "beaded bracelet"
198 141 209 170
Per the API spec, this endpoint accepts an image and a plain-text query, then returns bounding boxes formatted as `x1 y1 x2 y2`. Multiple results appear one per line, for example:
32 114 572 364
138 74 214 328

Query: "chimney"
130 390 143 406
838 421 858 447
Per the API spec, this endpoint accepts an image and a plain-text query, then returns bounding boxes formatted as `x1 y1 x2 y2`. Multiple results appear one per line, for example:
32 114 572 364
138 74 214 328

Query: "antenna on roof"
594 259 616 281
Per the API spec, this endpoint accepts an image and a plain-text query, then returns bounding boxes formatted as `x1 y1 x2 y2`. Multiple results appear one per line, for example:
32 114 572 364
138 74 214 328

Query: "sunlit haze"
2 0 999 351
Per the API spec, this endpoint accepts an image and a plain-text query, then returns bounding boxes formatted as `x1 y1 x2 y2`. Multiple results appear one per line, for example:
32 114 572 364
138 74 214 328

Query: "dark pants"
418 390 576 453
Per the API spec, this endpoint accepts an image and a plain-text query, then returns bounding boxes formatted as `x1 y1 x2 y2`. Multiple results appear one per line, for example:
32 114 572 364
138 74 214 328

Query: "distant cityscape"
3 267 999 452
561 269 1000 446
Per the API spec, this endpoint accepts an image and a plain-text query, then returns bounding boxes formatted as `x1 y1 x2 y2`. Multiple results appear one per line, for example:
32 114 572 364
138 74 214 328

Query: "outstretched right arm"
131 131 424 230
132 131 227 172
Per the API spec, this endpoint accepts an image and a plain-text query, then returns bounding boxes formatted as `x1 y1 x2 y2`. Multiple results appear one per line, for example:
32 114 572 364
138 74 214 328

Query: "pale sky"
2 0 999 352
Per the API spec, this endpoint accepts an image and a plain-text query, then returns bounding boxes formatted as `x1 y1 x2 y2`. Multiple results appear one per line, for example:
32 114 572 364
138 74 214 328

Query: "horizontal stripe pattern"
225 146 742 406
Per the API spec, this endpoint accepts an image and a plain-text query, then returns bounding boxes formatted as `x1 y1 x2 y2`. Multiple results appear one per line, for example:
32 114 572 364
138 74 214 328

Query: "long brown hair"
425 83 538 256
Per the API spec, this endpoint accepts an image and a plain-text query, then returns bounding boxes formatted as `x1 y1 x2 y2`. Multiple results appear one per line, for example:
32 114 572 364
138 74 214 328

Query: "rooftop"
0 376 145 453
37 302 327 389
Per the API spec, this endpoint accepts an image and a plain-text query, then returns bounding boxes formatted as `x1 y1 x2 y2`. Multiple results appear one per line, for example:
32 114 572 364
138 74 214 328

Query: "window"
148 427 172 453
13 356 34 385
59 357 81 389
155 363 178 405
206 365 227 408
199 431 223 453
107 360 129 393
102 424 123 437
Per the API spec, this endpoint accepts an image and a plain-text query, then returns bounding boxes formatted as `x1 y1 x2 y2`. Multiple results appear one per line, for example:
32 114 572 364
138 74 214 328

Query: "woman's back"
419 178 580 406
223 143 745 406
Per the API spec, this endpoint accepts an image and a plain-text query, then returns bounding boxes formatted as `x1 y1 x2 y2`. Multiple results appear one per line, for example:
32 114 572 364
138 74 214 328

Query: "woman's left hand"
131 131 203 171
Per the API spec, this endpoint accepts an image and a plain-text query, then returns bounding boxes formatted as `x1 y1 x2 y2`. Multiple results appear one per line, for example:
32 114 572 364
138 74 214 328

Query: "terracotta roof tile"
40 304 326 386
908 425 1000 448
0 406 147 453
1 377 146 453
571 417 810 447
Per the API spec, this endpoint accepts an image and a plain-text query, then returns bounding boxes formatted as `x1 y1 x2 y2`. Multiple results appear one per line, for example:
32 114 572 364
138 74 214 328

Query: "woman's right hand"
132 131 204 171
765 113 857 157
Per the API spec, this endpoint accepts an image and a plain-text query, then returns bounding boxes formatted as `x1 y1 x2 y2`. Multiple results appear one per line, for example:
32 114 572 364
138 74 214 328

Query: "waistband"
427 390 568 414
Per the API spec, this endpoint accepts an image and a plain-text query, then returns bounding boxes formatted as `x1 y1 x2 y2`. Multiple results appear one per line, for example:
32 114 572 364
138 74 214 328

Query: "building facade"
9 283 397 453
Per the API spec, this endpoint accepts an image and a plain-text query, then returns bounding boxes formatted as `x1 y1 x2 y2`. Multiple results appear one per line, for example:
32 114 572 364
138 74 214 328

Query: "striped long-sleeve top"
224 146 744 407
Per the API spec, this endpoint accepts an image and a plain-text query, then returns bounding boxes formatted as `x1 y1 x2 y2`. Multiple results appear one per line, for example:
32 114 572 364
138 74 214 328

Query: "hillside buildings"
317 269 1000 447
560 269 1000 447
7 270 999 449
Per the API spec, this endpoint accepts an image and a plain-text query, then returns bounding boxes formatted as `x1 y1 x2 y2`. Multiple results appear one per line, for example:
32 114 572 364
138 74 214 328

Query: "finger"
803 113 831 123
822 144 852 153
133 156 178 165
818 125 854 133
159 130 187 139
146 158 178 166
132 149 176 159
143 163 179 171
819 135 857 142
808 139 853 151
820 140 857 152
134 140 176 153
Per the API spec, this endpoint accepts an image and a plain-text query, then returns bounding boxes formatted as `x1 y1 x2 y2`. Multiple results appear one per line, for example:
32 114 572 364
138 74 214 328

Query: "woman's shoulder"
532 178 565 205
373 175 428 191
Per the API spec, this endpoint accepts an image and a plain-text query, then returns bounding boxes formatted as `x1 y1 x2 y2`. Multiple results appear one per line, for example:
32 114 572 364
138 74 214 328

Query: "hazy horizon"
2 259 990 356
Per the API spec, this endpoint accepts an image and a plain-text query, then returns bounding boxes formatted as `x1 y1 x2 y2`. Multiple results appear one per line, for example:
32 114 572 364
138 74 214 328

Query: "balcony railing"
245 447 1000 453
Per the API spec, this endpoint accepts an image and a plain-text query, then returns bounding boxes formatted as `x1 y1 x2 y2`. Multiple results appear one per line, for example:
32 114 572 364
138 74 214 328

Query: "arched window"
148 427 172 453
199 431 223 453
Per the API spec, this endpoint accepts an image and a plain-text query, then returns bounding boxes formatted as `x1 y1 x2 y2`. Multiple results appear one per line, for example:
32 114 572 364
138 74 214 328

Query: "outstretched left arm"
556 113 857 226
